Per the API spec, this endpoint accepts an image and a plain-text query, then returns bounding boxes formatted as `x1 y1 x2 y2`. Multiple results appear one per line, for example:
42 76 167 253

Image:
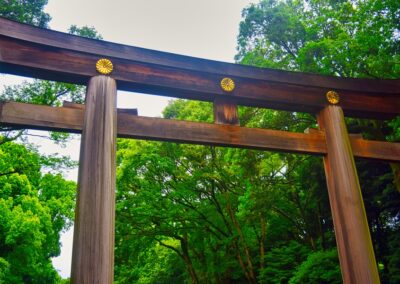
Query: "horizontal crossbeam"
1 102 399 161
0 17 399 119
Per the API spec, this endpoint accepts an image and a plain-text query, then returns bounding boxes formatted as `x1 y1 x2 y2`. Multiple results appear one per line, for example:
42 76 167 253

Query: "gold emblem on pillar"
96 58 114 75
326 91 339 104
220 77 235 92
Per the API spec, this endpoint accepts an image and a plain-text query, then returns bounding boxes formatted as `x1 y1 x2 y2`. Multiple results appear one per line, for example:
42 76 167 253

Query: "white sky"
1 0 256 279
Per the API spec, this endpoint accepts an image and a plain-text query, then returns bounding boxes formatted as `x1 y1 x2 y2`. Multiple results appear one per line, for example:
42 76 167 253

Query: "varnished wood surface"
1 101 400 161
0 17 399 119
63 101 138 115
351 137 400 161
70 76 117 284
117 113 326 154
213 97 239 125
318 106 380 284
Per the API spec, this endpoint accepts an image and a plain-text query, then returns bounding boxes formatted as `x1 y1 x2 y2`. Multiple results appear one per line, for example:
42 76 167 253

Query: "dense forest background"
0 0 399 283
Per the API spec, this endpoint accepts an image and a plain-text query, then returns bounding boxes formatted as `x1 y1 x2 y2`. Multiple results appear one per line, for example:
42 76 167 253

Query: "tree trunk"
180 237 199 284
226 202 257 284
260 216 266 270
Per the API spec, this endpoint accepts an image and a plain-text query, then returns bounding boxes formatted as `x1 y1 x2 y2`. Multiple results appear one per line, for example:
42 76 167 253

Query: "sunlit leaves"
0 141 76 283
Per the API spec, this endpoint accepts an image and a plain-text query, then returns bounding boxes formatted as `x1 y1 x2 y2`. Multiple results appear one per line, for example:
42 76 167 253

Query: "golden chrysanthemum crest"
96 58 113 75
220 77 235 92
326 90 340 105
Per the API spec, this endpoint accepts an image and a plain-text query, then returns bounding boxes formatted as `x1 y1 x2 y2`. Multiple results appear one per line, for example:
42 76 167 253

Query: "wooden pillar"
317 105 380 284
214 97 239 125
71 75 117 284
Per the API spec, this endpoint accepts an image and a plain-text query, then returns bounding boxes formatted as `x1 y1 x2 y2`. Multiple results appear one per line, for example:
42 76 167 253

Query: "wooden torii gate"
0 17 399 284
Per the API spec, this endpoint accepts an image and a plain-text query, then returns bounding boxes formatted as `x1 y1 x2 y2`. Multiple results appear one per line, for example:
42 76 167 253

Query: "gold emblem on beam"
326 91 339 104
96 58 113 75
220 77 235 92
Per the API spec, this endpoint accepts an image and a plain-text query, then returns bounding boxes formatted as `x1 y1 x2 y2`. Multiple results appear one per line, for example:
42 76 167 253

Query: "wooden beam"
0 102 325 155
350 138 400 161
63 101 138 115
304 128 400 161
1 101 400 161
0 17 399 119
318 106 380 284
71 76 117 283
117 114 325 155
0 17 398 94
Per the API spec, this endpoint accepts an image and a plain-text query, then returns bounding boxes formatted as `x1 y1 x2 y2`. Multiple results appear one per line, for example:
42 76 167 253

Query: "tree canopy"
0 0 51 28
236 0 400 79
0 140 76 283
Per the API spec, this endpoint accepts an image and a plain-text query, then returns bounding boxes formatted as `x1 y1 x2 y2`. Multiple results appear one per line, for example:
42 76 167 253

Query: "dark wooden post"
214 77 239 126
214 97 239 125
71 75 117 284
318 105 380 284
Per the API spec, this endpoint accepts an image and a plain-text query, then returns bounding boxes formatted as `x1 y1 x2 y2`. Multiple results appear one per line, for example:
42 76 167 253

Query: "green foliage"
68 25 103 40
0 1 97 282
163 99 213 122
386 232 400 284
387 117 400 142
289 249 341 284
0 141 76 283
237 0 400 79
115 239 186 284
115 100 338 283
1 80 85 106
259 241 310 284
0 0 51 27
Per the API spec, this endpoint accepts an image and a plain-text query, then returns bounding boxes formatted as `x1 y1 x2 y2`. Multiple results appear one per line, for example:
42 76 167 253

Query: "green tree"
115 99 336 283
258 241 310 284
289 249 341 284
237 0 400 79
0 0 51 27
0 141 76 283
0 1 102 282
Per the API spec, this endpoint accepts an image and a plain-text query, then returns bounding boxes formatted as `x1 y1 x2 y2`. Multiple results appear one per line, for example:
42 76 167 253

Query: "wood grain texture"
214 97 239 125
0 17 399 119
117 114 326 154
1 101 400 161
63 101 138 115
318 106 380 284
0 17 397 93
70 76 117 284
351 138 400 161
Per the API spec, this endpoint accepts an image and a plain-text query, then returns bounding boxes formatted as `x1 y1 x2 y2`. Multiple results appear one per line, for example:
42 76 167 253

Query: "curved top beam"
0 17 399 118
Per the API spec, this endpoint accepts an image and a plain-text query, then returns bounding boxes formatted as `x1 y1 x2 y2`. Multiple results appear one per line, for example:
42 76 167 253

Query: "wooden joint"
304 127 320 134
63 101 84 109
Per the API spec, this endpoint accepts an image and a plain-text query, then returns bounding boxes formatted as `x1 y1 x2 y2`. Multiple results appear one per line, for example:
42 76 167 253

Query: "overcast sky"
3 0 256 278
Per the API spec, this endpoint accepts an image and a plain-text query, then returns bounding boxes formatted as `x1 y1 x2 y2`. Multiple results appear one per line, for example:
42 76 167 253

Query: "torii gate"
0 17 399 284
